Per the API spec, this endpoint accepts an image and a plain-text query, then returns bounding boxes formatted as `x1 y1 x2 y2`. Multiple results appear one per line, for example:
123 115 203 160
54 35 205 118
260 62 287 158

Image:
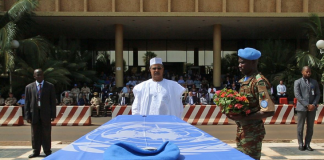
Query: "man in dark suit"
25 69 56 158
118 93 129 105
294 66 320 151
185 92 198 105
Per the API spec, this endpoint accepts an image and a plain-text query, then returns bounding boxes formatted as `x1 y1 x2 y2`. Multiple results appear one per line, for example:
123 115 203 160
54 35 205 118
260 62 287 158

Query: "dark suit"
294 77 320 146
185 96 198 105
24 81 56 155
118 96 130 105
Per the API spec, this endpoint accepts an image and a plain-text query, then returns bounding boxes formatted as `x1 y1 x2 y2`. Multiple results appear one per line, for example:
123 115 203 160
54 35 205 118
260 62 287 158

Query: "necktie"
305 79 309 87
38 84 42 107
38 84 42 98
190 97 193 105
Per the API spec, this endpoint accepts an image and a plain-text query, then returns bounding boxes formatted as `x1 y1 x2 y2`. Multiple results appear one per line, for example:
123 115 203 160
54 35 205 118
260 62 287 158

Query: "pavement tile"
0 149 31 158
268 156 287 159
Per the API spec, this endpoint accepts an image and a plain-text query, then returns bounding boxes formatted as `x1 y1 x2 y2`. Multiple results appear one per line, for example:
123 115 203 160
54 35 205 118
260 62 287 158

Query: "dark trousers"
21 105 25 117
31 112 52 155
297 111 316 145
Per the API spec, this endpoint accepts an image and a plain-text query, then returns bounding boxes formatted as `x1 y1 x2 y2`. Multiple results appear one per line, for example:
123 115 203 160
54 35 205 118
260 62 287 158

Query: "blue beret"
22 94 25 96
238 47 261 60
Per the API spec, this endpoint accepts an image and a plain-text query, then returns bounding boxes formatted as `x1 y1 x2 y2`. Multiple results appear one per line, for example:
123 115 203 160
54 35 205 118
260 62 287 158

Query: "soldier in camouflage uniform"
0 94 4 105
5 92 17 106
70 84 80 102
61 92 73 105
226 48 274 160
103 93 114 117
81 83 91 95
90 92 102 117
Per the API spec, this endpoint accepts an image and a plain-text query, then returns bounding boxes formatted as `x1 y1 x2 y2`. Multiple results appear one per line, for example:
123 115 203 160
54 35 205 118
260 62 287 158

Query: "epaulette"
255 74 263 82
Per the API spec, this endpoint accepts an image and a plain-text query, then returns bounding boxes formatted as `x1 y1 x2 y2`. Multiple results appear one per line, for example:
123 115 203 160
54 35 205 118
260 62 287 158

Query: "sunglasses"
151 67 162 70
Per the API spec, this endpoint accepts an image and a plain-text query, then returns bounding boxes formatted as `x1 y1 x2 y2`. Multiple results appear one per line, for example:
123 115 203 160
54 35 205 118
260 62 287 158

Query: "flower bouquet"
213 88 250 115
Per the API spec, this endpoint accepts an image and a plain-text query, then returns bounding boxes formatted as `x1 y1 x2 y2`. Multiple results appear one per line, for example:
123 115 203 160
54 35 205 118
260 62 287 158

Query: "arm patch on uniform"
258 81 265 86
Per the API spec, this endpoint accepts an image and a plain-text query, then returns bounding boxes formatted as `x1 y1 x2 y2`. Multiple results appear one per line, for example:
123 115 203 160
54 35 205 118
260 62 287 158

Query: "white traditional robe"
132 79 185 118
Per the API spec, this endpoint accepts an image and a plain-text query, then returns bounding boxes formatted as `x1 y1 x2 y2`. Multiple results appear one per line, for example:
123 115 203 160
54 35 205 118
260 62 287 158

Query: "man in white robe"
132 57 185 118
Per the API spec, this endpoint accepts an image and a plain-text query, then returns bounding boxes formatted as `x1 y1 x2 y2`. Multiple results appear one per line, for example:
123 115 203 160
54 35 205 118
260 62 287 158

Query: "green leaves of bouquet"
213 88 250 115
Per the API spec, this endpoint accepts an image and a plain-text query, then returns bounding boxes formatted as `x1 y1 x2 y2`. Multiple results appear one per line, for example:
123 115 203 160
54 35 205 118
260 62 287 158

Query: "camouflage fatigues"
0 98 4 105
104 97 113 107
81 87 90 94
71 88 80 100
62 97 73 105
236 73 271 160
5 97 17 106
104 97 113 117
90 97 102 116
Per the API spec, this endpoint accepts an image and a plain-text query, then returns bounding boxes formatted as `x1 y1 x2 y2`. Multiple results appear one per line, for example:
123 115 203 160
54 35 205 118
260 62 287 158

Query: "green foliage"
12 37 97 94
256 39 298 100
295 50 322 68
257 39 296 77
221 53 238 76
7 0 38 22
48 37 97 84
302 13 324 40
143 51 157 71
96 51 112 74
214 88 250 115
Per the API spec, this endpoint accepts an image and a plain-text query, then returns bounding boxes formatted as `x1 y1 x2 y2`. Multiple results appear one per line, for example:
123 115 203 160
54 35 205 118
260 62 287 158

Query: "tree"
0 1 97 95
48 37 97 84
142 51 157 71
302 13 324 56
96 51 112 74
0 0 41 95
300 14 324 83
221 53 238 75
0 0 38 73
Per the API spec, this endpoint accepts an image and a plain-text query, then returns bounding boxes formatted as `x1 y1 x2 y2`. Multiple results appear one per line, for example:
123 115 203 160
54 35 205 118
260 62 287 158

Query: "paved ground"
1 117 324 160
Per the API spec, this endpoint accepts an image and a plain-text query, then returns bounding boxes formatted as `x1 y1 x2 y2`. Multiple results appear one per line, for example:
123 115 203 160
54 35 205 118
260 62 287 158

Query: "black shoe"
299 145 305 151
28 153 40 158
305 145 313 151
45 153 51 157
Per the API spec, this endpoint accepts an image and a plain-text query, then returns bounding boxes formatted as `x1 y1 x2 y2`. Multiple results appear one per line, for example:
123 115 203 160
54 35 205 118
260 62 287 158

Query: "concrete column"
140 0 143 12
303 0 308 13
276 0 281 13
213 25 221 87
133 48 138 66
55 0 60 12
222 0 226 12
195 0 198 12
194 48 198 66
84 0 88 12
115 24 124 88
249 0 254 12
112 0 115 12
0 0 4 12
168 0 171 12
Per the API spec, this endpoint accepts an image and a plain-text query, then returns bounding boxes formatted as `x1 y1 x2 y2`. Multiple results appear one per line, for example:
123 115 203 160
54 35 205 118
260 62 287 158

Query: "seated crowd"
0 69 286 117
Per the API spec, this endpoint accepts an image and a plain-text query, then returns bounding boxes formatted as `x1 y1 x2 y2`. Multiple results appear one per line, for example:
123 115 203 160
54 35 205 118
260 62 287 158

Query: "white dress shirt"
277 84 286 95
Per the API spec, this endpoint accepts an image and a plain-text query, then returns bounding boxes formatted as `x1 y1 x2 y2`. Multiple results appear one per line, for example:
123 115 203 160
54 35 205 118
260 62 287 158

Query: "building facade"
2 0 324 87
